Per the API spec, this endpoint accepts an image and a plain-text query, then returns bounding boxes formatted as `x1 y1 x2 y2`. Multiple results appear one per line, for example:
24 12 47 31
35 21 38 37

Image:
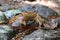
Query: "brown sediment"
8 15 20 24
12 26 38 40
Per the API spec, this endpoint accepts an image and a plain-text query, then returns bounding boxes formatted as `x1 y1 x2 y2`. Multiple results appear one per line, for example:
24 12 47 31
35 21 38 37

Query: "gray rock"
20 4 58 18
34 4 58 17
23 30 44 40
43 30 60 40
0 11 7 23
4 9 21 19
20 4 35 12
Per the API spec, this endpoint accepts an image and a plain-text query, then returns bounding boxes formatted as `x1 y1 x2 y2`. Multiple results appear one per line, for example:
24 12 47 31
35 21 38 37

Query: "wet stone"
0 11 7 24
20 4 58 18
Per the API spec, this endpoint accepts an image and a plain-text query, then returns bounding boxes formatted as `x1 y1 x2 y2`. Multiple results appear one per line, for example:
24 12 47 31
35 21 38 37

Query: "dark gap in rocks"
0 4 2 6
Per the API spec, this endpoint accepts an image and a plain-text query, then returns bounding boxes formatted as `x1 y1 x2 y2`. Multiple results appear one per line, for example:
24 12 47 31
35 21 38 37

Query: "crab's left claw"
23 21 26 26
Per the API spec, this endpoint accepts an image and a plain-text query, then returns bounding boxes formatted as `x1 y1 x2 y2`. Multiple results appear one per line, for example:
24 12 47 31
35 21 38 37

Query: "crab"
8 12 39 30
10 11 60 40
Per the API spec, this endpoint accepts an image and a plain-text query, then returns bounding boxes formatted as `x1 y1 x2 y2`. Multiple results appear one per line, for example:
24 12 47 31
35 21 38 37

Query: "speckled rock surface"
23 30 44 40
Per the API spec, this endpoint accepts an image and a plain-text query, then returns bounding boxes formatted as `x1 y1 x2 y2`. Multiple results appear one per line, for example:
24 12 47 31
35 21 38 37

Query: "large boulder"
19 4 58 18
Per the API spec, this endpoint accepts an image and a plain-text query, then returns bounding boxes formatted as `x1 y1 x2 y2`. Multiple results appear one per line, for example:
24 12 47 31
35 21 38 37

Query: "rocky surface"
23 29 60 40
18 4 58 18
0 0 60 40
23 29 44 40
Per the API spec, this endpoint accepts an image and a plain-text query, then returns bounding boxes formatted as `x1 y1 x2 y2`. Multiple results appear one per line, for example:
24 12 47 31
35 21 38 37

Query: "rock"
20 4 58 18
4 9 21 19
34 4 58 18
20 4 35 12
23 30 44 40
44 30 59 40
43 19 58 29
0 11 7 24
0 3 10 11
0 25 13 33
0 25 13 40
